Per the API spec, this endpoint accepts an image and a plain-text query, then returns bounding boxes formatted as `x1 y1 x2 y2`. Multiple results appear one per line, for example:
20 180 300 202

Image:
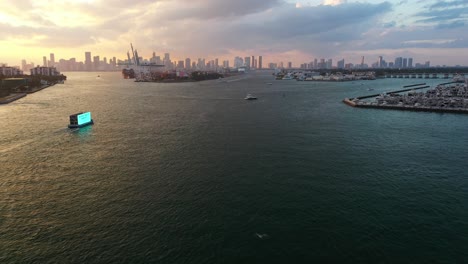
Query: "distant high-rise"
43 56 47 67
337 59 345 69
327 59 332 69
288 62 292 69
85 52 92 71
164 53 171 68
251 56 255 68
196 58 205 69
408 58 413 68
177 60 184 69
93 56 100 71
378 56 383 68
111 57 116 68
215 58 219 70
258 56 262 69
361 56 365 66
402 58 408 68
185 58 191 70
244 57 251 68
50 53 55 67
234 56 243 68
319 59 325 68
394 57 403 68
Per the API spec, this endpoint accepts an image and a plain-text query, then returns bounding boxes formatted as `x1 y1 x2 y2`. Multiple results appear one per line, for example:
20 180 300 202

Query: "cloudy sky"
1 0 467 67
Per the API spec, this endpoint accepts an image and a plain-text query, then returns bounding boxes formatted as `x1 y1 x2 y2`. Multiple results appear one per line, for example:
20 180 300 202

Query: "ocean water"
1 72 467 263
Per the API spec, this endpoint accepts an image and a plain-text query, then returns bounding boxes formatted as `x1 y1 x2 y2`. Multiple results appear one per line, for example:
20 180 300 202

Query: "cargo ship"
121 43 165 79
68 112 94 128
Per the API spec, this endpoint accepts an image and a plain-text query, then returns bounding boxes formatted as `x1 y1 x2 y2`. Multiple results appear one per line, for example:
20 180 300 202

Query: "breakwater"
0 93 27 104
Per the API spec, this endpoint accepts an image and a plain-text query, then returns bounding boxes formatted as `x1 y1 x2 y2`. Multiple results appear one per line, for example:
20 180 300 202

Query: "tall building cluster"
15 48 267 72
371 56 429 69
22 52 118 72
290 56 432 70
228 55 263 70
118 51 263 72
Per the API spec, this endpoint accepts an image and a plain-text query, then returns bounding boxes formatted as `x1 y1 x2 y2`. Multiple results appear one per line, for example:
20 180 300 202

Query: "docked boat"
244 94 257 100
68 112 94 128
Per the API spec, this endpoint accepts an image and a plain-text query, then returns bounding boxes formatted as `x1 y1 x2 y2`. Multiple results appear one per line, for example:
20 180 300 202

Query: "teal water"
1 72 467 263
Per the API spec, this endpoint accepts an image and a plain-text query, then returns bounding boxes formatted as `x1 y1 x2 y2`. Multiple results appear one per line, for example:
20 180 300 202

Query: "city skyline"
1 0 467 67
13 50 447 73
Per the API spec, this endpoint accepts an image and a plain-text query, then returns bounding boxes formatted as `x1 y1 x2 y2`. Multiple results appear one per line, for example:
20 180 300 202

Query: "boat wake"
254 233 270 240
0 139 34 154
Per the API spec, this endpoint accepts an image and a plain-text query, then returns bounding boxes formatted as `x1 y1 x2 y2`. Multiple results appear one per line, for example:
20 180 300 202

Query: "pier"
385 73 464 79
0 93 27 104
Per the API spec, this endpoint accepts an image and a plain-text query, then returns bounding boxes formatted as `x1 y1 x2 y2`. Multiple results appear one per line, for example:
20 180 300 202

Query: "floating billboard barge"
68 112 94 128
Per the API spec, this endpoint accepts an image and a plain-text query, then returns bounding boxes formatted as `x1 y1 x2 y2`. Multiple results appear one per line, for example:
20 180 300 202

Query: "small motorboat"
244 94 257 100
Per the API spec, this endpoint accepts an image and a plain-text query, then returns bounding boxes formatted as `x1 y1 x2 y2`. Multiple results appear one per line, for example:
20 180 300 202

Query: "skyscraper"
43 56 47 67
234 57 243 68
85 52 92 71
244 57 251 68
408 58 413 68
185 58 191 70
50 53 55 67
251 56 255 69
319 59 325 68
394 57 403 68
337 59 345 69
258 56 262 69
403 58 408 68
164 53 171 68
93 56 100 71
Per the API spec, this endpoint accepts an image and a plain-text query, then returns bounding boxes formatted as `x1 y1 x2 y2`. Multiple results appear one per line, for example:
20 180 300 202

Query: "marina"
344 79 468 114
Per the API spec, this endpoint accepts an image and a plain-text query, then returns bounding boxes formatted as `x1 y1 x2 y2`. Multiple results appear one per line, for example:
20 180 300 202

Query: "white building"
30 66 60 76
0 65 22 76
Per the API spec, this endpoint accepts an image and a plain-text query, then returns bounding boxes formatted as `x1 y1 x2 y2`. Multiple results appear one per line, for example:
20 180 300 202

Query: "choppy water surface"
1 72 467 263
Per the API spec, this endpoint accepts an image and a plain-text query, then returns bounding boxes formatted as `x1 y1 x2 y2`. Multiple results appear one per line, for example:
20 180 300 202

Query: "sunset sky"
1 0 467 67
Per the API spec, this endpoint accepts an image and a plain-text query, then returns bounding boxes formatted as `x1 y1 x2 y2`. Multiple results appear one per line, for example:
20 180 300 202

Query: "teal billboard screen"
77 112 91 125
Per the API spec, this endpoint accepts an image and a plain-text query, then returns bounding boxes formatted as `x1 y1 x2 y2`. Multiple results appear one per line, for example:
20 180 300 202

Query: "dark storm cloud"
175 0 281 19
268 2 391 38
139 1 393 58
